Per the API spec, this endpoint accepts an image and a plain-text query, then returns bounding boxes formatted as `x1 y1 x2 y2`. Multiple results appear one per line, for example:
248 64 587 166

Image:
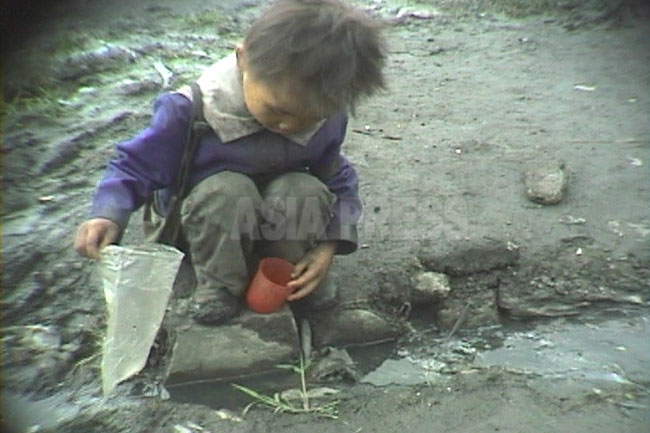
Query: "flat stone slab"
166 306 299 384
497 253 647 318
524 161 568 205
498 279 645 318
418 239 520 276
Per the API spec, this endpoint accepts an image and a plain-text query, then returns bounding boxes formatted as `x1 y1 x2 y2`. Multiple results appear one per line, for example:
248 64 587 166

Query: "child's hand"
74 218 120 260
287 241 337 301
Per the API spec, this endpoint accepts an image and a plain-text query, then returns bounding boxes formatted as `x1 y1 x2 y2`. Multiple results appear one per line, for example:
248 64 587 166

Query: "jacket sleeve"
91 93 192 229
310 113 362 255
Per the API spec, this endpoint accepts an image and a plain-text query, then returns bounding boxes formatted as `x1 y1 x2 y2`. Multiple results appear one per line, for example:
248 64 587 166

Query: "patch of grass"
413 0 574 17
482 0 561 17
70 327 105 376
182 10 229 30
1 86 74 125
53 33 90 55
181 9 244 39
233 355 340 419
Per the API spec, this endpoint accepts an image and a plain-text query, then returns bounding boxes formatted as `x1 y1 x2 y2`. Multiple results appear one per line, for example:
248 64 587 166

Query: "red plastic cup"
246 257 295 314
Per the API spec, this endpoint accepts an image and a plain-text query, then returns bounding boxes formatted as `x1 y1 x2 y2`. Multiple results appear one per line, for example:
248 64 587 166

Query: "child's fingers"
99 225 119 250
84 229 102 260
287 279 318 301
288 266 317 290
74 219 118 260
290 260 308 279
73 225 88 256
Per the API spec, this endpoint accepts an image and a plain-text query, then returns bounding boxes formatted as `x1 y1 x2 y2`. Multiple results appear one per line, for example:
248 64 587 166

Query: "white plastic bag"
99 244 184 396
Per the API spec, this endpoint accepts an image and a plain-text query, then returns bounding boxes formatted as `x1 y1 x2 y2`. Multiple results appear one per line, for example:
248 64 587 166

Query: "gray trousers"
180 171 335 303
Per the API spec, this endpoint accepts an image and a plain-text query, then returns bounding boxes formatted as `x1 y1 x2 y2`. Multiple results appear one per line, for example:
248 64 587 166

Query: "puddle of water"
362 358 438 386
167 368 299 410
362 308 650 388
475 311 650 384
167 308 650 409
167 342 398 410
348 341 398 374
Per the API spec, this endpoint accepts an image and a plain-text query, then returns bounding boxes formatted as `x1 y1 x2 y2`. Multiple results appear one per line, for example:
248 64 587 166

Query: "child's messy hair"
243 0 387 116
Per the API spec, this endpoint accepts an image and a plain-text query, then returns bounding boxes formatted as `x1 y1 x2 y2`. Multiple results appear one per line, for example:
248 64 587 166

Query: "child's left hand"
287 241 337 301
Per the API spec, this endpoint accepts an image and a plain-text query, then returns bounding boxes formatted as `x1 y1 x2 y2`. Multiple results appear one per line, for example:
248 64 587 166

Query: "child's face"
238 49 322 135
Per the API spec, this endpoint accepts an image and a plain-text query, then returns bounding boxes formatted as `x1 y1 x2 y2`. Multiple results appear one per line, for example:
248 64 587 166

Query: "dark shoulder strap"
174 82 206 199
189 82 204 128
146 83 206 245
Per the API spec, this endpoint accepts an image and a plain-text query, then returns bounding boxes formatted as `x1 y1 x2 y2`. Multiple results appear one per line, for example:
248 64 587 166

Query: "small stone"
18 325 61 350
628 157 643 167
78 86 98 95
524 161 568 205
411 271 450 305
215 409 243 422
52 263 69 279
115 79 159 95
559 215 586 225
309 347 360 382
311 309 404 347
33 271 54 286
394 7 437 22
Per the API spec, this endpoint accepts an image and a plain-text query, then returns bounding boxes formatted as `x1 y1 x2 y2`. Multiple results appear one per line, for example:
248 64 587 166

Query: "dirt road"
2 1 649 432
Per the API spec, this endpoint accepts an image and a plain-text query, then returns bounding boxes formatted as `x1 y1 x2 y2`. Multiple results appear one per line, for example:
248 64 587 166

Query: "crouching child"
74 0 387 325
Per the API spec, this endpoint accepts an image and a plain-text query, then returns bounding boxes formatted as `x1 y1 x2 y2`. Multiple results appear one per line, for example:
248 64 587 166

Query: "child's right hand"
74 218 120 260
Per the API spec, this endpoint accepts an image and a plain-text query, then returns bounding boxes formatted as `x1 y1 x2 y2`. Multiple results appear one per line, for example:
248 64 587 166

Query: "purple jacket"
91 93 362 254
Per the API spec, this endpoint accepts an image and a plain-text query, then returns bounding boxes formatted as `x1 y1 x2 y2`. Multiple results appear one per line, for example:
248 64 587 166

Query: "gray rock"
309 347 360 382
525 161 568 205
418 238 519 276
166 306 299 384
58 45 137 80
115 78 159 95
411 271 450 305
311 308 404 347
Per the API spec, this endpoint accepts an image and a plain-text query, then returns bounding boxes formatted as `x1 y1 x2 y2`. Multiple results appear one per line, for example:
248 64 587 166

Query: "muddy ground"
2 0 650 432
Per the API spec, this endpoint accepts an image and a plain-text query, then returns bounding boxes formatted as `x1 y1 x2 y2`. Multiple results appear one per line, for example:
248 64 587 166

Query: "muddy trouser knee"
256 172 337 307
180 171 261 301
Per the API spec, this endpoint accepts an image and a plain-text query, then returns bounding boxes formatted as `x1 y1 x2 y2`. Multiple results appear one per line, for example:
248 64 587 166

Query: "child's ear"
235 45 245 69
